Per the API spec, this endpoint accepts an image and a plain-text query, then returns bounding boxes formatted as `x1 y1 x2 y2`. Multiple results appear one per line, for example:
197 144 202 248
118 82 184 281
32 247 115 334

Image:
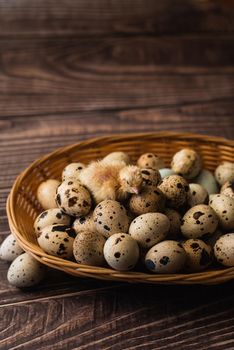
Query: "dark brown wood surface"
0 1 234 349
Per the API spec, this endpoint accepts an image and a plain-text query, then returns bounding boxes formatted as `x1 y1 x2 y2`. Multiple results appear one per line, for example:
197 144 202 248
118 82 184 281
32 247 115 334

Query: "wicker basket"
7 132 234 285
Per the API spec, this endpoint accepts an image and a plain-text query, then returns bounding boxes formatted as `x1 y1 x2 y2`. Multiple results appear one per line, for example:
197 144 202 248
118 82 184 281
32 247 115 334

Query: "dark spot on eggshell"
177 183 183 189
146 238 151 243
52 225 68 232
68 181 73 185
83 200 89 208
56 194 61 206
146 203 150 208
104 225 110 231
45 233 49 239
115 238 122 244
145 259 156 270
193 211 204 220
64 238 69 242
185 186 189 192
56 212 62 219
114 252 121 258
142 170 150 176
200 249 210 266
160 256 170 265
79 216 86 224
192 191 196 196
191 242 200 250
68 197 78 207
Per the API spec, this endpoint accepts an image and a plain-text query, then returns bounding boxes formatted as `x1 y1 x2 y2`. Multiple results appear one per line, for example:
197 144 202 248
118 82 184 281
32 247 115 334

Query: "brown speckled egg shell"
141 168 161 186
214 233 234 266
37 179 60 210
164 208 182 239
56 180 92 217
171 148 201 179
73 231 106 266
215 161 234 186
182 239 212 272
209 194 234 231
181 204 218 238
34 208 71 236
158 175 189 208
129 185 165 216
187 183 209 207
220 181 234 199
73 211 96 234
137 153 165 170
93 200 129 238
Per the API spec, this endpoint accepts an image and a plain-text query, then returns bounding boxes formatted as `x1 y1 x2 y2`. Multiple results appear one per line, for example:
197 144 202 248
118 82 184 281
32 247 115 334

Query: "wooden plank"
0 281 233 349
0 0 234 38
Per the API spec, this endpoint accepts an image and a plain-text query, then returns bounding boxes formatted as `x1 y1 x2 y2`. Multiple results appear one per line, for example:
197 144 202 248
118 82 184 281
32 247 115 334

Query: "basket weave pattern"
7 132 234 285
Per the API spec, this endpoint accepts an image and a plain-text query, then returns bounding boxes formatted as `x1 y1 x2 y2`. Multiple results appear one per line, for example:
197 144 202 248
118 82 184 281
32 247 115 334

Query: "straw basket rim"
6 131 234 285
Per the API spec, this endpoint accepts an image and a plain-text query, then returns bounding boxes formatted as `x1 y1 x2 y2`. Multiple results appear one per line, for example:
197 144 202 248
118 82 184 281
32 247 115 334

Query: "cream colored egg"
34 209 71 236
104 233 139 271
37 179 60 209
141 168 161 186
0 234 24 262
209 194 234 231
220 181 234 199
158 175 189 208
73 211 96 234
129 185 165 216
7 253 45 287
182 239 212 271
93 200 129 238
187 183 208 207
102 152 130 165
62 162 85 181
73 231 105 266
129 213 170 248
145 240 186 273
137 153 165 170
171 148 201 179
214 233 234 266
215 161 234 186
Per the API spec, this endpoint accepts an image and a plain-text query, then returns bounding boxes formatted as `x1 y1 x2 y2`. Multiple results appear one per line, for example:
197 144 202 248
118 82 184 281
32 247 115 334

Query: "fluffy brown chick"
79 161 143 203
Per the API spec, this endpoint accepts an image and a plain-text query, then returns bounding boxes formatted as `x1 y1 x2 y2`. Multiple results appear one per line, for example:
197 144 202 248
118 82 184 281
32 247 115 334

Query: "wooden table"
0 1 234 349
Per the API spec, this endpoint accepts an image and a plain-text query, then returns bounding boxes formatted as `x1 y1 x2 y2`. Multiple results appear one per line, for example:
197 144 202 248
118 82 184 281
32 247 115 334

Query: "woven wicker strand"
7 132 234 285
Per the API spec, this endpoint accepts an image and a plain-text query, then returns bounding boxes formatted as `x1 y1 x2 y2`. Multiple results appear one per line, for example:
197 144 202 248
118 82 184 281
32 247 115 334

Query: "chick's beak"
130 187 140 194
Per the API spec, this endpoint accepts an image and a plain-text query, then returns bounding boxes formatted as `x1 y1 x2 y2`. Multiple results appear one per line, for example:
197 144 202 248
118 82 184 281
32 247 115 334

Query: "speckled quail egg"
34 209 71 236
62 162 85 181
215 161 234 186
7 252 45 287
93 200 129 238
187 183 208 207
102 152 130 165
165 208 182 238
141 168 161 186
159 168 176 179
182 239 212 272
209 194 234 231
137 153 165 170
181 204 218 238
73 211 96 234
129 213 170 249
220 181 234 199
56 180 92 216
37 179 60 209
194 169 219 195
129 185 165 216
171 148 201 179
204 229 224 247
158 175 189 208
73 231 105 266
104 233 139 271
214 233 234 266
0 234 24 262
145 240 186 273
37 224 76 259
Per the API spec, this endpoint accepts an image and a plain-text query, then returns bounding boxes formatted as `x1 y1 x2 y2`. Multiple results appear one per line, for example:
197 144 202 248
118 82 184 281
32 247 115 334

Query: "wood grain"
0 0 234 349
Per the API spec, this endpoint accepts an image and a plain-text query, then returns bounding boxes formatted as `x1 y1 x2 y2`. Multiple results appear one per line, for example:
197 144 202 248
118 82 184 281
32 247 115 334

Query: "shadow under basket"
7 132 234 285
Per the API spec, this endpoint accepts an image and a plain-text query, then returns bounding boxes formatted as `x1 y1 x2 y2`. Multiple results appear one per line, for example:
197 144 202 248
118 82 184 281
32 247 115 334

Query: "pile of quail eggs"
1 149 234 288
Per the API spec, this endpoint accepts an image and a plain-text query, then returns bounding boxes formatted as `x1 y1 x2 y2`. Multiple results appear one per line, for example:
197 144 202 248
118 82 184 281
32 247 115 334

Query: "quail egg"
104 233 139 271
7 252 45 287
181 204 218 238
102 152 130 165
158 175 189 208
187 183 208 207
209 194 234 231
145 240 186 273
62 162 85 181
56 180 92 216
141 168 161 186
165 208 182 238
93 200 129 238
37 224 76 259
194 169 219 195
0 234 24 262
215 161 234 186
137 153 165 170
182 239 212 272
214 233 234 266
34 208 71 236
73 231 105 266
171 148 201 179
73 211 96 234
220 181 234 199
129 213 170 248
129 185 165 216
159 168 176 179
37 179 60 209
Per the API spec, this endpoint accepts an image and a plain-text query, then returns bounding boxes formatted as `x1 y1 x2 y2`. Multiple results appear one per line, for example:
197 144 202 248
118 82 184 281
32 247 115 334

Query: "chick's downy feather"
79 161 126 203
